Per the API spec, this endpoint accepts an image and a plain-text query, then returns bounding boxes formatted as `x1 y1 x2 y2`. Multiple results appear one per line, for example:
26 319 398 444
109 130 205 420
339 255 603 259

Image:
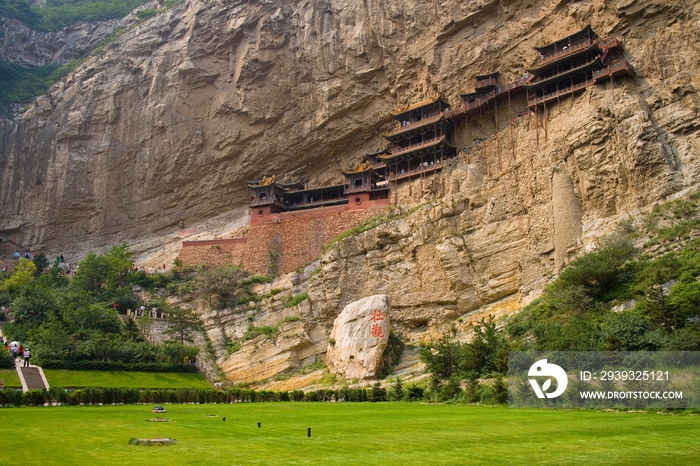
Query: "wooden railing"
527 79 591 107
535 37 596 66
389 112 445 134
592 60 630 80
286 197 347 209
465 90 497 112
250 198 285 208
388 160 443 181
475 76 499 89
390 136 445 157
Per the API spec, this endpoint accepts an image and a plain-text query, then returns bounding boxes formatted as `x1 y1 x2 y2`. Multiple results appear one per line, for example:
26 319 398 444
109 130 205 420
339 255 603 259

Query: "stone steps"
20 366 47 390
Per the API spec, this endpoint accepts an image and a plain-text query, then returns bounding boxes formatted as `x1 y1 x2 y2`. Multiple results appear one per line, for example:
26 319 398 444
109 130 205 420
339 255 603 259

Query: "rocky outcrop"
326 294 390 380
219 318 328 383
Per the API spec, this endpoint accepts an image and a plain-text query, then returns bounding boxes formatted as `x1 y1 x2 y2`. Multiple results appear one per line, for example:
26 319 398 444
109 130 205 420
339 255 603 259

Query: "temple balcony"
344 183 387 194
475 75 499 91
387 135 452 160
593 60 634 82
285 197 348 210
387 160 443 182
250 198 287 209
446 81 526 122
385 113 447 137
527 79 591 109
534 36 597 68
526 57 601 89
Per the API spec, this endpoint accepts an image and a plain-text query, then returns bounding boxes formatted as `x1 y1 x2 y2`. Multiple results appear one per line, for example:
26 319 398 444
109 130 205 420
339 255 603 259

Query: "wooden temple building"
525 25 634 109
379 96 457 181
247 25 634 222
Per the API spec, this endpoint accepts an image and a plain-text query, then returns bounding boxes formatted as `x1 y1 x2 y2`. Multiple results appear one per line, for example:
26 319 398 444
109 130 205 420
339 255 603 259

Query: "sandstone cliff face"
2 0 696 263
1 0 699 382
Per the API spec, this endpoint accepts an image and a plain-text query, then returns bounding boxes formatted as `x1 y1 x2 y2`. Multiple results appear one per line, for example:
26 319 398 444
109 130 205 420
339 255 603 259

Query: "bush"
285 292 308 308
552 234 634 299
242 325 279 342
0 349 14 368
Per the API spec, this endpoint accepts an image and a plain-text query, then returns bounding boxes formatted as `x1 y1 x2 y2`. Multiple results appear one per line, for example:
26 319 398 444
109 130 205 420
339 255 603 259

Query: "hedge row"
38 359 198 373
0 385 394 407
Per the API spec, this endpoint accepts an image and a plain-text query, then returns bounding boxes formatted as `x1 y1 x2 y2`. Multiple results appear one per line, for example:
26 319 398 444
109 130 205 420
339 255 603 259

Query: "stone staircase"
20 366 48 391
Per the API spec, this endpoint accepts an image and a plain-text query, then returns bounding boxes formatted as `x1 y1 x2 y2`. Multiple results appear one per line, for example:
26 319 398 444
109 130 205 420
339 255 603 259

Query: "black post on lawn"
307 427 311 438
257 422 261 428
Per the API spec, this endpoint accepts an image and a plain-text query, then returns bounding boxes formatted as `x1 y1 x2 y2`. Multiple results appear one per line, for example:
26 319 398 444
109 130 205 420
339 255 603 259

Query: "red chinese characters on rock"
371 309 386 339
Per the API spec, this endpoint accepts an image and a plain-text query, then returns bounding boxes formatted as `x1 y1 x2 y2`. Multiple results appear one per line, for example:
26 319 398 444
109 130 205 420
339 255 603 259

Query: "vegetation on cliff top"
0 0 177 115
0 0 149 31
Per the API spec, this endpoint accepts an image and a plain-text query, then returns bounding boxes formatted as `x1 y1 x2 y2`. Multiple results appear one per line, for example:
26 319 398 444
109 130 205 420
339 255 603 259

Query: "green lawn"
0 403 698 465
42 370 212 389
0 368 21 387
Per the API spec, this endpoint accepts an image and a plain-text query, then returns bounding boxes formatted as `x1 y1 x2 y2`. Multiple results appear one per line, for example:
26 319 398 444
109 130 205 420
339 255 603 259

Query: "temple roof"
534 25 596 53
526 41 600 73
341 161 375 175
475 71 499 80
389 96 451 120
247 175 277 188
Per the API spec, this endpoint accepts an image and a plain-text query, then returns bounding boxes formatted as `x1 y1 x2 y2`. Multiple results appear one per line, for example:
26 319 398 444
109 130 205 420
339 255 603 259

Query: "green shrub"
0 349 14 368
242 325 279 342
242 274 274 285
285 292 308 308
136 8 156 19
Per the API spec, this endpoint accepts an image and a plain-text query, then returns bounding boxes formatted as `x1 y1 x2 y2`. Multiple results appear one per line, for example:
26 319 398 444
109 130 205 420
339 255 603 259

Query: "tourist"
23 348 30 367
10 343 18 360
18 345 24 359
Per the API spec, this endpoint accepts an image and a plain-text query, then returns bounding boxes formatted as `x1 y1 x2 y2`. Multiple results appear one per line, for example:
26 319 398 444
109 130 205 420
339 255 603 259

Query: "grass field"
0 368 21 387
42 370 212 389
0 403 698 465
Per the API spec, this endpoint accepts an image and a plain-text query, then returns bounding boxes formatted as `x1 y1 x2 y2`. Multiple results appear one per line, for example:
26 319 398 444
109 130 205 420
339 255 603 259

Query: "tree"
11 283 60 327
2 258 36 294
62 303 123 334
71 243 133 298
193 265 247 308
419 336 460 380
460 315 509 377
163 306 202 344
32 253 49 276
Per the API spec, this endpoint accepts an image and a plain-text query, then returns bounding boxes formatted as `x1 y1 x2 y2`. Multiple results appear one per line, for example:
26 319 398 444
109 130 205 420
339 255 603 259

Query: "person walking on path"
18 345 24 359
23 348 31 367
